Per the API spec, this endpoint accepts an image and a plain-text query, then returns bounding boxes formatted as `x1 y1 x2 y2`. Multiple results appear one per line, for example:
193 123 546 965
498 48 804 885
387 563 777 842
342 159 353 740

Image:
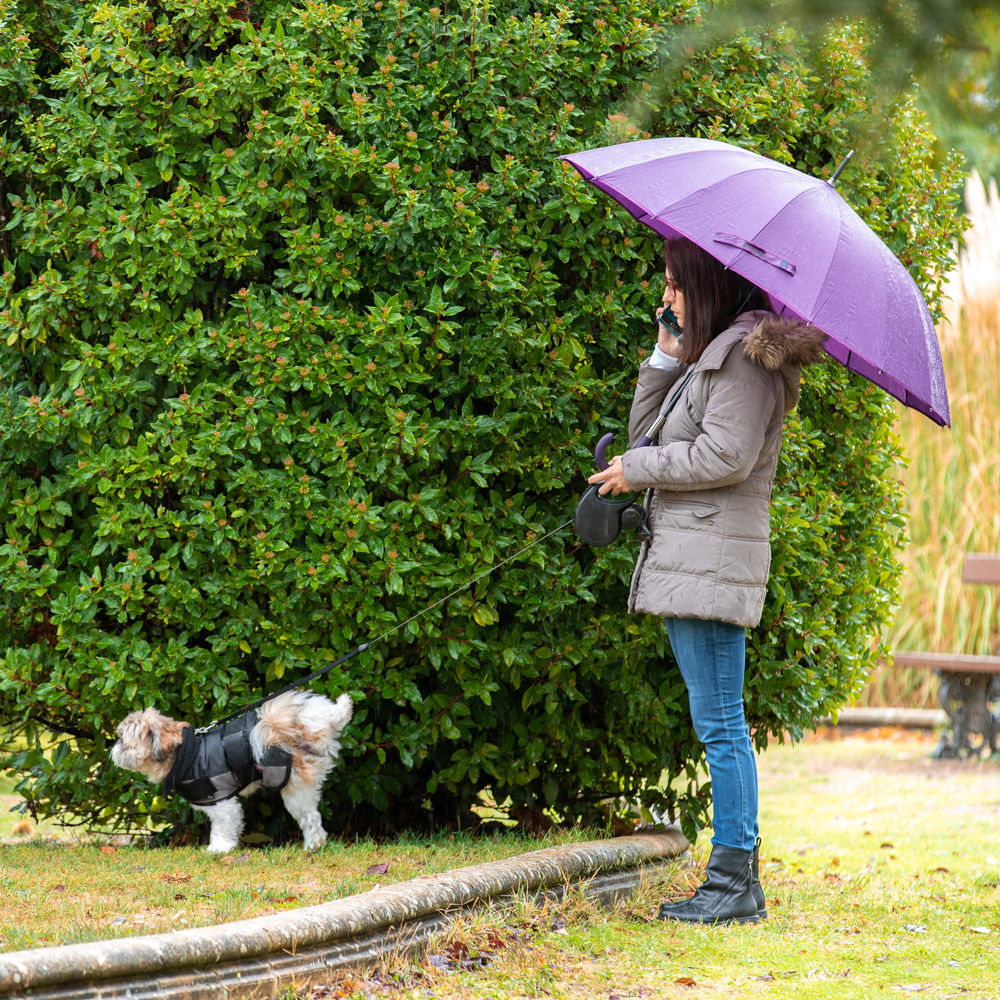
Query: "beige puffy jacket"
620 310 826 628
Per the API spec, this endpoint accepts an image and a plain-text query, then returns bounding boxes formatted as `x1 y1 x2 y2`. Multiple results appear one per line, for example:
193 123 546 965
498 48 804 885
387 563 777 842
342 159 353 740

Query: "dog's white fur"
111 689 353 853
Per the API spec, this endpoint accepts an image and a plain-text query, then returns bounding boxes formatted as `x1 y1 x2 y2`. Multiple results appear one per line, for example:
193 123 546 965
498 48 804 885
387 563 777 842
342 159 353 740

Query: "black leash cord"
205 516 575 729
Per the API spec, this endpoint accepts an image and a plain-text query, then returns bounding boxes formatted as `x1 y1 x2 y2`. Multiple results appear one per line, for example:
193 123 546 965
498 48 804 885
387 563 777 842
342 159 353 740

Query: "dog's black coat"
162 710 292 805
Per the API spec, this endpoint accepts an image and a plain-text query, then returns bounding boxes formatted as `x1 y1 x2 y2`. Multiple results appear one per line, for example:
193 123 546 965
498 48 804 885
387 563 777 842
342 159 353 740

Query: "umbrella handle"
593 432 614 472
594 431 654 471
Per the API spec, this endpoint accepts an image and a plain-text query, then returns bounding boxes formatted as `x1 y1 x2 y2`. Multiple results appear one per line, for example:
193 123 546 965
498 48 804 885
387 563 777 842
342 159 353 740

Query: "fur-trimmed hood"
741 313 826 414
743 315 827 371
693 311 827 415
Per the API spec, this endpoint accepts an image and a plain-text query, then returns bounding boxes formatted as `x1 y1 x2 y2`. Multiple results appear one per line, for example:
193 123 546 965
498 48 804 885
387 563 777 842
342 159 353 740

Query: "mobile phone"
657 308 681 337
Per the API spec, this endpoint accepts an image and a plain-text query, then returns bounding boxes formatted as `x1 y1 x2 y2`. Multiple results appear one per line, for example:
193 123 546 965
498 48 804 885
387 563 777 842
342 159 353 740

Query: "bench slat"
890 651 1000 674
962 553 1000 585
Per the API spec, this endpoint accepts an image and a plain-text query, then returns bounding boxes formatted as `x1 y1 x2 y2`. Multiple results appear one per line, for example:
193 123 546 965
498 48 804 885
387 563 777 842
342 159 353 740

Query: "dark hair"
663 237 768 364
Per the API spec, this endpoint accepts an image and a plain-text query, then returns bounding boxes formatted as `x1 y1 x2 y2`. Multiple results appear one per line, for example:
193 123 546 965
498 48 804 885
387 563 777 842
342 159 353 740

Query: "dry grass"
862 171 1000 708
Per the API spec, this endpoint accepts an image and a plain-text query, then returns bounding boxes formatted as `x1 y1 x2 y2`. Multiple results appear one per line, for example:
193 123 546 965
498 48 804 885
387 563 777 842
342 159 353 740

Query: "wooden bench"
888 553 1000 758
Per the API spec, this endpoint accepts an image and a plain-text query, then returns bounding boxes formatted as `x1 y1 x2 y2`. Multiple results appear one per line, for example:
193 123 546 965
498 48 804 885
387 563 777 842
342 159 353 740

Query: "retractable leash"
200 515 575 732
574 362 696 547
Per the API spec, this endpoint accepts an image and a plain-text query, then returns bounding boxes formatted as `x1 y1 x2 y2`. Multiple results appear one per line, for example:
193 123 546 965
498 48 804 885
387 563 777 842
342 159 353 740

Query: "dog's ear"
148 727 168 763
148 716 187 762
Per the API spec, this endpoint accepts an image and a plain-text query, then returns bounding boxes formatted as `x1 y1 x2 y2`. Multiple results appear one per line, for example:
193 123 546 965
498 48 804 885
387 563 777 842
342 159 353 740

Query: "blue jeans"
665 616 758 851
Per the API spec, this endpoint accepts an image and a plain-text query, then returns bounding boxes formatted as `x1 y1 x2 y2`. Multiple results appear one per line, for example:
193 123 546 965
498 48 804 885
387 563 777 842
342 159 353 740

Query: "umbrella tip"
828 149 855 187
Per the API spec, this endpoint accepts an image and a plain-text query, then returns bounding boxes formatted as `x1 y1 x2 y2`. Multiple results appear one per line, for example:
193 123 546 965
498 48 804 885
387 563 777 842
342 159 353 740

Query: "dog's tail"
321 692 354 735
256 689 353 758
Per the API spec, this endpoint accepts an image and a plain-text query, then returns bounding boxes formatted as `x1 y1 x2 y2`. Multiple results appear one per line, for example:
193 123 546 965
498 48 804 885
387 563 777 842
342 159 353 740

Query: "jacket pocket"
654 499 721 520
648 500 722 539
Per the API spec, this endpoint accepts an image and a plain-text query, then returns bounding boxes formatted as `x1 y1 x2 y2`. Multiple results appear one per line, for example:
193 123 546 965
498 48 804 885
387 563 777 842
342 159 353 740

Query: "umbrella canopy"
562 137 950 427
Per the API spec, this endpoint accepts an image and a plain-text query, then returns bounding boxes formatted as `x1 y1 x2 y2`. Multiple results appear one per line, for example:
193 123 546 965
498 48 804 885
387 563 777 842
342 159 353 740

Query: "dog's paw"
303 830 328 851
206 842 239 854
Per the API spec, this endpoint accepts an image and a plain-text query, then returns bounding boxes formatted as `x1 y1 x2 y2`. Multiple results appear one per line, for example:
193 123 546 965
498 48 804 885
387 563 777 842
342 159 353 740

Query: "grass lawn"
0 819 596 952
2 729 999 1000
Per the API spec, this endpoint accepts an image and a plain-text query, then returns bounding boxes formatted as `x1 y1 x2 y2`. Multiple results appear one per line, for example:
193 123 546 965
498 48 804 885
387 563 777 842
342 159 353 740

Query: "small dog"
111 689 353 853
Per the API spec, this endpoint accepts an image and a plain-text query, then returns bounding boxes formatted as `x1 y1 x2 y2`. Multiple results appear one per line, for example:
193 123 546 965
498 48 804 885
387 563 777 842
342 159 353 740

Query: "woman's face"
662 267 685 330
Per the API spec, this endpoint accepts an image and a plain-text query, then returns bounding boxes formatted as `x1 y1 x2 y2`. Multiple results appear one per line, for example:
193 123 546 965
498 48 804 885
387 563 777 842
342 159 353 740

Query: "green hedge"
0 1 963 841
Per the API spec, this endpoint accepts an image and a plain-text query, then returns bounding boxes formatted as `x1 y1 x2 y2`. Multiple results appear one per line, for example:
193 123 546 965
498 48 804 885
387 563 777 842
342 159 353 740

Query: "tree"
688 0 1000 181
0 0 964 842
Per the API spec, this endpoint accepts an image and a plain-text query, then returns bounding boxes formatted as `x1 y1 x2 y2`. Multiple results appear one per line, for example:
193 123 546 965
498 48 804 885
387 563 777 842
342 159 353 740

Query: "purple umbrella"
562 137 950 427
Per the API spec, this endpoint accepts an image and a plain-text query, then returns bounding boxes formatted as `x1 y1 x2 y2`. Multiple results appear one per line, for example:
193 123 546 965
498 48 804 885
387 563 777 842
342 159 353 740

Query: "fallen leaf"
447 941 470 961
159 873 192 884
366 862 390 875
674 977 697 987
100 846 117 855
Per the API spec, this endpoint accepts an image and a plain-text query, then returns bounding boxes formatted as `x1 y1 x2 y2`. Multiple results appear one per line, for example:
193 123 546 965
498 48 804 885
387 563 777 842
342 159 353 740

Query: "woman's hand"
587 455 635 496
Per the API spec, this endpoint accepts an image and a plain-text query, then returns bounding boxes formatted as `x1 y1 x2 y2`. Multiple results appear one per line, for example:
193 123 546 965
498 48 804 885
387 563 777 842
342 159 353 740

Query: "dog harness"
162 710 292 806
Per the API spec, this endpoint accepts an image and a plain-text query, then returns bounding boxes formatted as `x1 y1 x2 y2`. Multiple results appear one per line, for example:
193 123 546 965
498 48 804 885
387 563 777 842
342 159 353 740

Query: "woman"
588 237 825 925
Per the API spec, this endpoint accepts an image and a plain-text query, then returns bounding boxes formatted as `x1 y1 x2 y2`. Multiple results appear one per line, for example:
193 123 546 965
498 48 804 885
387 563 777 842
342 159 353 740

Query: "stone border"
0 831 687 1000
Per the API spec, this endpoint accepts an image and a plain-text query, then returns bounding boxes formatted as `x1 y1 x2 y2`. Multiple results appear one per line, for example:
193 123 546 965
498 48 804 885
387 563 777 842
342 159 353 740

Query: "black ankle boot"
658 843 761 925
751 837 767 920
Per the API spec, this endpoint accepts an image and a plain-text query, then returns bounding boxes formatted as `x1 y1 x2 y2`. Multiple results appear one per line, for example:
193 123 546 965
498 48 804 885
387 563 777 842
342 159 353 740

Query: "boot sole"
658 909 763 926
